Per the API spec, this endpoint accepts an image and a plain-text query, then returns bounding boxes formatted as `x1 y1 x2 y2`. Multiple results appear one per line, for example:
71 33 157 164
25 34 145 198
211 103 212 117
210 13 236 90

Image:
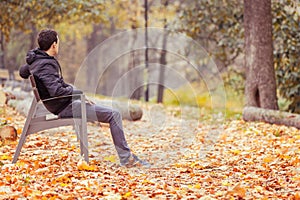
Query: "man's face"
53 36 59 55
54 36 60 55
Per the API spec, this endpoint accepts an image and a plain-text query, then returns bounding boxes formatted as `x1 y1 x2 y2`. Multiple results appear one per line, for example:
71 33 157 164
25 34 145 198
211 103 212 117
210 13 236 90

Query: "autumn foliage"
0 104 300 199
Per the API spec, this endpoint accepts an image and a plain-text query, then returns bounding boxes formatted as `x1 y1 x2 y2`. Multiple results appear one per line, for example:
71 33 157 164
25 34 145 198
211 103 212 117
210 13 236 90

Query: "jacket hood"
26 48 53 65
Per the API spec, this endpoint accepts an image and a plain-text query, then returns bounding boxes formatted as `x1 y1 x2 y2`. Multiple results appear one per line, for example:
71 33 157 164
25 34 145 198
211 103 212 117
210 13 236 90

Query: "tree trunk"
0 31 5 69
29 25 38 50
144 0 149 102
157 37 167 103
157 0 168 103
85 24 102 92
243 106 300 129
243 0 278 110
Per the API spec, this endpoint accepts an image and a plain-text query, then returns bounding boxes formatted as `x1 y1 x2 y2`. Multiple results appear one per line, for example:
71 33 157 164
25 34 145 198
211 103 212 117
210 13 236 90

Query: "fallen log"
0 126 17 142
243 106 300 129
7 97 143 121
93 99 143 121
3 84 143 121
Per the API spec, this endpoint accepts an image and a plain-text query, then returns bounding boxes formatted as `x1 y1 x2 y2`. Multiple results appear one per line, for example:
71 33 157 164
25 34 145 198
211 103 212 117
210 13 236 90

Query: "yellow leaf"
190 162 198 168
123 191 132 198
77 160 97 171
104 155 117 163
263 155 274 163
67 145 76 151
16 161 26 167
230 149 241 155
222 181 230 186
0 155 12 160
142 179 155 185
60 183 69 187
193 184 201 189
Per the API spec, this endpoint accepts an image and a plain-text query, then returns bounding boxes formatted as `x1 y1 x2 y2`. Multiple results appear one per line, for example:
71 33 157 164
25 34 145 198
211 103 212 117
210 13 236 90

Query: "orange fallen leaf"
226 183 246 198
17 128 22 135
295 192 300 200
77 160 98 171
263 155 275 163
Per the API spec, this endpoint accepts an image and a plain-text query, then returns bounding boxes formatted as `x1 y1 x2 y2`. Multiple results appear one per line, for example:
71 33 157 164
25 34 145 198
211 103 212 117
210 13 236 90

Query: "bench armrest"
42 94 84 103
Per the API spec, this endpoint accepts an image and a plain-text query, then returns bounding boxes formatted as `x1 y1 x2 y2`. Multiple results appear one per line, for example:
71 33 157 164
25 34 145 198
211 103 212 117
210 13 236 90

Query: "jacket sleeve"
38 63 74 97
19 64 31 79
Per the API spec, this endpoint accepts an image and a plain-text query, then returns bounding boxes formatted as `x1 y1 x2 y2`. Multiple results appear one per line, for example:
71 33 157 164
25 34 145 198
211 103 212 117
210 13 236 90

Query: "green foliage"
0 0 106 41
174 0 244 68
272 1 300 113
174 0 300 113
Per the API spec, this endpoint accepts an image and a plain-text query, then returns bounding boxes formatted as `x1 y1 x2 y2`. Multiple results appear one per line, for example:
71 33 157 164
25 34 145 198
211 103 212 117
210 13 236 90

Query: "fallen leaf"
263 155 275 163
77 160 98 171
122 191 132 198
104 155 117 163
295 191 300 200
0 155 12 160
226 183 246 198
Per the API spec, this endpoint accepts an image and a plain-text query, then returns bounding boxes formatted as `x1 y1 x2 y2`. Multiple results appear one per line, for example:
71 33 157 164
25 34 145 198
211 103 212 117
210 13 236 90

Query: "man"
19 29 147 167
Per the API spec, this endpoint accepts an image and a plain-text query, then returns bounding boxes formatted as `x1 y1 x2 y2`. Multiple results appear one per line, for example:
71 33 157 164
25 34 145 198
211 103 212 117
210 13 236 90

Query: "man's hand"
86 98 95 105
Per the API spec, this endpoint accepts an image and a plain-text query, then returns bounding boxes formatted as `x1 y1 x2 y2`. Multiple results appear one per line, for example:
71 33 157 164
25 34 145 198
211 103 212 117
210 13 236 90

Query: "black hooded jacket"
19 48 82 115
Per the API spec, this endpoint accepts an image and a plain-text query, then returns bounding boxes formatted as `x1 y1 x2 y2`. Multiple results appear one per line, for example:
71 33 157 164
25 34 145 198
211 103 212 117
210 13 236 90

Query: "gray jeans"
58 100 131 165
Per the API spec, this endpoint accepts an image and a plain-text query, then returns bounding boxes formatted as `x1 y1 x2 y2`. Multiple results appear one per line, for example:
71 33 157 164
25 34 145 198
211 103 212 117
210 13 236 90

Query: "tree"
175 0 244 72
0 0 106 81
273 1 300 113
243 0 278 109
175 0 299 112
157 0 169 103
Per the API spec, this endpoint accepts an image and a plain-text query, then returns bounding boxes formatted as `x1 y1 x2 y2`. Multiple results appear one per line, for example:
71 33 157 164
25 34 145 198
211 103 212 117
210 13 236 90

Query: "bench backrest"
29 75 41 102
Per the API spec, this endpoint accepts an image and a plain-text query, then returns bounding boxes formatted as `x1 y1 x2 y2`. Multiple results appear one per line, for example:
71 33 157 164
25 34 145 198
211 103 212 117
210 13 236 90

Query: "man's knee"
111 109 122 119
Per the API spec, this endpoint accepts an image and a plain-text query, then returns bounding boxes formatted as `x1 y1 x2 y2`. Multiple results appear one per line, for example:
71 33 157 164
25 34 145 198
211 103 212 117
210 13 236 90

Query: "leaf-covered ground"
0 104 300 199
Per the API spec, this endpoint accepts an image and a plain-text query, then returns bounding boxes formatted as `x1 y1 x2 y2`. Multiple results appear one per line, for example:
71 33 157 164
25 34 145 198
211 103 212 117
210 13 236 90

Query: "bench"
12 75 89 163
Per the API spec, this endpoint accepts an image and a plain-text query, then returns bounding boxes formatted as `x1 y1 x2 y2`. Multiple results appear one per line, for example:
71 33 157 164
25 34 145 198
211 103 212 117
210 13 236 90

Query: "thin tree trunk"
144 0 149 102
29 26 37 49
243 0 278 110
86 24 102 92
0 31 5 69
157 1 168 103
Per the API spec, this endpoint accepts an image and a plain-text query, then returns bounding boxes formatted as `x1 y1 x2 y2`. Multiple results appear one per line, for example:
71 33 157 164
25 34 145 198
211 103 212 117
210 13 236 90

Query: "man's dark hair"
38 29 58 51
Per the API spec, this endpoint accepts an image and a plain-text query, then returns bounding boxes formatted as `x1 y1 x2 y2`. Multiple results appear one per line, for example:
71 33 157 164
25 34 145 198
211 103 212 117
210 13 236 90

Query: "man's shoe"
121 154 151 168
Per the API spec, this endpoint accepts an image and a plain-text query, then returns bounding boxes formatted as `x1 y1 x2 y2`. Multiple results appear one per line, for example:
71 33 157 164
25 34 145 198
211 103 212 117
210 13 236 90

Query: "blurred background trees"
0 0 299 114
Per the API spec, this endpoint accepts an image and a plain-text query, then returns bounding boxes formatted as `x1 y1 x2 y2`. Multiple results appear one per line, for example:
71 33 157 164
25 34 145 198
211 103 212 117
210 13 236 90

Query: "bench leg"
12 99 37 164
74 124 80 141
78 124 89 163
12 131 28 163
79 95 89 163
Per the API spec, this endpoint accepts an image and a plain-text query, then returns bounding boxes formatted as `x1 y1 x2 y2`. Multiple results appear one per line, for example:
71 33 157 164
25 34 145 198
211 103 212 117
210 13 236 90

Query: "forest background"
0 1 300 199
0 0 299 116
